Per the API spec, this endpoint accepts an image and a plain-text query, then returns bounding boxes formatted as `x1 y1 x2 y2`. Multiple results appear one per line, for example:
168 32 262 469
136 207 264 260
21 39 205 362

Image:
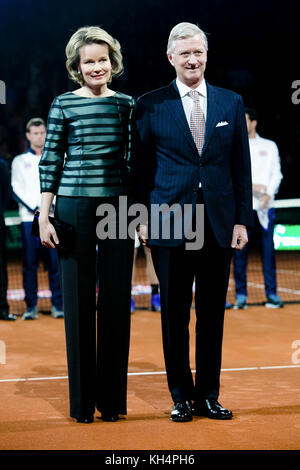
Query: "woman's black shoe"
101 413 119 422
76 416 94 423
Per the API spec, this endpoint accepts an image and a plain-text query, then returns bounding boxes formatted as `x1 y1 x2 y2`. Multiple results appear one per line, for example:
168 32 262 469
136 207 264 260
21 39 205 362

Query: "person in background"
11 118 63 320
233 108 283 309
131 241 161 313
0 159 16 320
38 26 135 424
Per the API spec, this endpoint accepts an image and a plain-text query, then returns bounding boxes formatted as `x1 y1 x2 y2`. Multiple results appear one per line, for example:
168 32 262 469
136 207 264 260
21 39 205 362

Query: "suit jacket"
135 79 253 248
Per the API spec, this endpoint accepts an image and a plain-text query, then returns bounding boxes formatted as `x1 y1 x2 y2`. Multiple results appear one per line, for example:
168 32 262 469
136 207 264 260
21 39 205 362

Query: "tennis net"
4 199 300 315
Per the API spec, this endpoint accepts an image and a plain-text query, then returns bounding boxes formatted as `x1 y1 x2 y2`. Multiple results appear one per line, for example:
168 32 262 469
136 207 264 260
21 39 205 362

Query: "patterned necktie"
189 90 205 156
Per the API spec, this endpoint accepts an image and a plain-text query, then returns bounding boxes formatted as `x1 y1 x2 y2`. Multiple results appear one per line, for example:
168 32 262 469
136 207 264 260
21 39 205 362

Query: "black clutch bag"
32 210 75 255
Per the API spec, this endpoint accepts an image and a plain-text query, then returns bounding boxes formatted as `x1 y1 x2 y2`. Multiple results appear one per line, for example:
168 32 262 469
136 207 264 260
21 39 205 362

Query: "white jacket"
11 149 53 223
249 134 283 229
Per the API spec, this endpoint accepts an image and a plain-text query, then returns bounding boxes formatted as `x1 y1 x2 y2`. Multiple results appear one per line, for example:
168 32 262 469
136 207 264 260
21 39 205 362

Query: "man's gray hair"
167 22 208 54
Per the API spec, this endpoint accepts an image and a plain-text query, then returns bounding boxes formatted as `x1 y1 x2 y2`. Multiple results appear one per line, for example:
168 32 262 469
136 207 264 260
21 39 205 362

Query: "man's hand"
252 184 266 194
260 193 270 210
137 224 148 246
231 224 248 250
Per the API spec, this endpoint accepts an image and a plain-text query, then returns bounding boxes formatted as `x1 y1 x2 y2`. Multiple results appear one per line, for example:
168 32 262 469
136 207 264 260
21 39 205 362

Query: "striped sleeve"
39 96 67 194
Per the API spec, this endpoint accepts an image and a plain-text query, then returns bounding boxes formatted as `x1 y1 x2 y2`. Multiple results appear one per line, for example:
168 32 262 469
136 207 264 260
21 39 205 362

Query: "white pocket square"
216 121 229 127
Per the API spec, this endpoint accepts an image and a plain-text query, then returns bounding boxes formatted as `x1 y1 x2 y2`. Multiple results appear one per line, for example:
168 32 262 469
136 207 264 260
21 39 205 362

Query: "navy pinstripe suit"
135 79 252 403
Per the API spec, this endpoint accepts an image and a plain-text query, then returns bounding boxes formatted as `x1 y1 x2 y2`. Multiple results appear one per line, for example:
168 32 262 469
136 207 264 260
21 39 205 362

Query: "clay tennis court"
0 254 300 451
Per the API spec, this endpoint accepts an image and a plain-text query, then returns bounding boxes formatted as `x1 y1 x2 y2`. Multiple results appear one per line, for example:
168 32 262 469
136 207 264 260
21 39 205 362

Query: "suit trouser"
20 221 62 309
0 215 9 314
233 209 277 298
55 196 134 419
150 195 232 403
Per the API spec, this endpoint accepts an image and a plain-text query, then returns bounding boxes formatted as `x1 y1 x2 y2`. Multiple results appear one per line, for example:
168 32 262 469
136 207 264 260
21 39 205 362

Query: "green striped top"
39 91 135 197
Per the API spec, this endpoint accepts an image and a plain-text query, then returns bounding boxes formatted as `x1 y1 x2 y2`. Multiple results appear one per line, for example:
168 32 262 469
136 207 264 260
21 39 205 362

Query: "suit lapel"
164 80 222 160
201 83 220 158
165 80 199 160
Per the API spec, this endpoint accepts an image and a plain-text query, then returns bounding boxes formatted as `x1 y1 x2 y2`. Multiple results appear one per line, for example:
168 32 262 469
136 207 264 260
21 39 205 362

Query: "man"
135 23 252 422
233 108 283 309
0 158 17 320
11 118 63 320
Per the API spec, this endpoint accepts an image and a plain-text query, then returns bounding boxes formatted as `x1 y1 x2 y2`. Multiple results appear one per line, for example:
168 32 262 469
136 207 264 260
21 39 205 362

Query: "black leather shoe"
76 416 94 423
193 399 232 420
170 401 192 422
0 311 17 321
101 413 119 422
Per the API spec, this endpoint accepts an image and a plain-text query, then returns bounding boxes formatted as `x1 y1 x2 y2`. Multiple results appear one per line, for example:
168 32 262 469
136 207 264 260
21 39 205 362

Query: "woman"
38 26 135 423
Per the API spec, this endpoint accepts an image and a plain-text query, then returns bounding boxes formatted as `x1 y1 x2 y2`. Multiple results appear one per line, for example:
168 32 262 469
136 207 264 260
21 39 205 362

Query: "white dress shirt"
176 78 207 189
176 78 207 123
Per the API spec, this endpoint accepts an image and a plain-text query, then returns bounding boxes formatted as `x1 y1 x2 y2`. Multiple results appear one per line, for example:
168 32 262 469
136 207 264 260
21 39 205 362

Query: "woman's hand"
39 216 59 249
39 192 58 248
137 224 148 246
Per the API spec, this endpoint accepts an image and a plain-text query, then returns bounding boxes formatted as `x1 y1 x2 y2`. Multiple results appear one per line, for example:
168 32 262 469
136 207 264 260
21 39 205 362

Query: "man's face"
26 125 46 150
245 114 257 136
167 34 207 88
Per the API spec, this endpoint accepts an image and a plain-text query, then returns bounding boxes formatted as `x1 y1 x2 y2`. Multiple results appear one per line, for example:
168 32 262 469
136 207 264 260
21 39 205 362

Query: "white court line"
247 281 300 296
0 364 300 383
277 269 300 276
0 375 68 383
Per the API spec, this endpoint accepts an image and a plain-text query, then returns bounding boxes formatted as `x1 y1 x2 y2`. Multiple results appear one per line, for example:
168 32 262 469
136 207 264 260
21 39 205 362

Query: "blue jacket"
135 79 253 248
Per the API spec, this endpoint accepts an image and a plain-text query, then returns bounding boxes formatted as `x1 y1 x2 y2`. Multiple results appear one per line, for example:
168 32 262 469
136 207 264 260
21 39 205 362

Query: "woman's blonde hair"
65 26 123 86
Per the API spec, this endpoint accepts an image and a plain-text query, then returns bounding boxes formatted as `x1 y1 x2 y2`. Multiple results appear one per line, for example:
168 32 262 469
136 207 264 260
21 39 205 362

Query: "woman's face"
78 43 112 89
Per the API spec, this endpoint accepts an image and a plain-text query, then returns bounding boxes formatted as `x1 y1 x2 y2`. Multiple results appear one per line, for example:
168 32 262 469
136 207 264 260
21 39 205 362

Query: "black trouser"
150 194 232 404
56 196 134 419
0 215 9 314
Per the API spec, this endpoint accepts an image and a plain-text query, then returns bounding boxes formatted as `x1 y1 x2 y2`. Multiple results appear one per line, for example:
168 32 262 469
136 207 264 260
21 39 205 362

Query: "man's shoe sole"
171 415 192 422
193 410 232 420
